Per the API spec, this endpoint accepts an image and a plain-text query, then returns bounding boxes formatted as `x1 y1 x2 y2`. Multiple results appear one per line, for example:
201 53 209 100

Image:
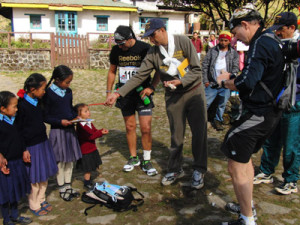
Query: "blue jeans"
205 86 230 122
260 101 300 183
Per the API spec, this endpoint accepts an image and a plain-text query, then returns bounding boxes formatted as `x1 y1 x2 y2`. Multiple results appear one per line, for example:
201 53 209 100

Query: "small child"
43 65 82 201
16 73 58 216
74 103 109 189
0 91 32 225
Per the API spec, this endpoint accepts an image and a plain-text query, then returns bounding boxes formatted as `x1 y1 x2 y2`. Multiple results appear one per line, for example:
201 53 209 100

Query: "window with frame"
139 17 168 32
95 16 109 31
26 14 43 29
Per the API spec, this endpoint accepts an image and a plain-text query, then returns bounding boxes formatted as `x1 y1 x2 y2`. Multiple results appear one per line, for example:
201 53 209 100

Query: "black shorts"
115 94 154 117
221 109 282 163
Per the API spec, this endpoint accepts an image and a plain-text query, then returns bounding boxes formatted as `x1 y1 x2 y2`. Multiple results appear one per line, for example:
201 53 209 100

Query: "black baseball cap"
142 18 165 38
114 26 133 42
269 12 298 31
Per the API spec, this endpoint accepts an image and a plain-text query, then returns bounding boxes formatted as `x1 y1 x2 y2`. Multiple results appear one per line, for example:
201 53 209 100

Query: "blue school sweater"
16 98 47 147
43 87 77 129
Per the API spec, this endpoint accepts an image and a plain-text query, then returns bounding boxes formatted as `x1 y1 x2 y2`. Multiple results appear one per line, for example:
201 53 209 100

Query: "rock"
156 216 175 222
86 214 117 224
179 204 203 215
258 202 291 214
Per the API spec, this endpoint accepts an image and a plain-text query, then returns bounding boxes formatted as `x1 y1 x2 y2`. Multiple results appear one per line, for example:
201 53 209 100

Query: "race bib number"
119 67 138 84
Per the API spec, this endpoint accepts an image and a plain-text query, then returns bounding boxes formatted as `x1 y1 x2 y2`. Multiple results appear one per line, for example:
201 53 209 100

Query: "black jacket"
234 28 285 116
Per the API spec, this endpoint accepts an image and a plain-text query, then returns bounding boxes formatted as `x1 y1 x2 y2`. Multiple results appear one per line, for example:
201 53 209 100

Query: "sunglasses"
115 40 127 46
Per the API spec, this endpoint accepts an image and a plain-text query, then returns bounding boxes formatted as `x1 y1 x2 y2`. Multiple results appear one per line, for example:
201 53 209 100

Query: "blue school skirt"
26 139 58 184
49 127 82 163
0 159 31 205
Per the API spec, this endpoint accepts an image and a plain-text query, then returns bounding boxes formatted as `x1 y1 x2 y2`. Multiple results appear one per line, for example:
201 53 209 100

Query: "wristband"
106 90 112 93
230 73 237 80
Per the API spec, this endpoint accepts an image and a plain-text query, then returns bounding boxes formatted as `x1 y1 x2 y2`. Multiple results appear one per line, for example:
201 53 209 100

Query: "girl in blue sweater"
16 73 58 216
43 65 82 201
0 91 32 225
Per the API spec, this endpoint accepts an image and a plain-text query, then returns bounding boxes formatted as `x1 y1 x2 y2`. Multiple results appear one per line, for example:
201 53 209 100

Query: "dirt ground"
0 70 299 225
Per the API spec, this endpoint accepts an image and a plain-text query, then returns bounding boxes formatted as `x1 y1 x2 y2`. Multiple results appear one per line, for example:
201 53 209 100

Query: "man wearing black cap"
253 12 300 195
216 3 285 225
105 25 159 176
106 18 208 189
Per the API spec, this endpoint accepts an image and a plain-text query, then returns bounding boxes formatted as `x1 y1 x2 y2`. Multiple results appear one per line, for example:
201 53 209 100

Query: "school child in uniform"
0 91 32 225
16 73 58 216
74 103 109 190
43 65 82 201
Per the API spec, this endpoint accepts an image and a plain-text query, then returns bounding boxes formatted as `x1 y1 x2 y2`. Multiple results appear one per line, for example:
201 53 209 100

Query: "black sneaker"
10 216 32 224
222 217 256 225
191 170 204 189
84 182 95 190
214 119 224 131
141 160 158 176
161 169 185 186
225 202 257 221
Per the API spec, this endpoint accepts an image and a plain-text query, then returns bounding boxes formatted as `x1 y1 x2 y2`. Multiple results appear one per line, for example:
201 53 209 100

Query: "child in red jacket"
74 103 109 190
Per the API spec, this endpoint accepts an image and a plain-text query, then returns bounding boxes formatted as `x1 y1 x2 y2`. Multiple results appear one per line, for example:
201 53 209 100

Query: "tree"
159 0 300 32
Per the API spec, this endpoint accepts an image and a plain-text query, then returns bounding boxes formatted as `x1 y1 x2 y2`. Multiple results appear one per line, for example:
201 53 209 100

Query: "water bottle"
136 86 150 105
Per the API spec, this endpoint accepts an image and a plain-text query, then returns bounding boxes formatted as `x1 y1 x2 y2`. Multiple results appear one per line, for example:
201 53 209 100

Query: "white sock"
143 150 152 161
240 213 255 225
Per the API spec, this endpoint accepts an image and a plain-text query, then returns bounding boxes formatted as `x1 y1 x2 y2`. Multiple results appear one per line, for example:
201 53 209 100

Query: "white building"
0 0 189 40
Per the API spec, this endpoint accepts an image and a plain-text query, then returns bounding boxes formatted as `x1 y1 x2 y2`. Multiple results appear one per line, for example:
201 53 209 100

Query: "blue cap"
269 12 298 31
142 18 165 38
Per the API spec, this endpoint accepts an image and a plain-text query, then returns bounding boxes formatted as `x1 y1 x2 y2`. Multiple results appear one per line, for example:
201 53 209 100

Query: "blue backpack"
81 181 144 215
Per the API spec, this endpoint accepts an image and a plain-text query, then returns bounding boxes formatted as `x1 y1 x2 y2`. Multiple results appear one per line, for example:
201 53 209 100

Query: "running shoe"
225 202 257 220
123 156 140 172
161 169 185 186
141 160 158 176
191 170 204 189
222 217 256 225
253 171 273 184
275 182 298 195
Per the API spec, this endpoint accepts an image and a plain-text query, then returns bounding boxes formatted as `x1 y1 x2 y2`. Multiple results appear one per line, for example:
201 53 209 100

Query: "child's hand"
61 119 72 127
23 150 31 163
101 129 109 135
1 165 10 174
0 153 8 169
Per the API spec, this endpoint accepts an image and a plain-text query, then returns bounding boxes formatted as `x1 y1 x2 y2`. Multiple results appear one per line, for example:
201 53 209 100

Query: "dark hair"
0 91 16 109
46 65 73 88
24 73 46 92
114 25 137 40
74 103 88 115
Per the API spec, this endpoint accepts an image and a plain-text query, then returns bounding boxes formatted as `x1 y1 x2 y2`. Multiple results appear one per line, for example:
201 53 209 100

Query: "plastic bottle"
136 86 150 105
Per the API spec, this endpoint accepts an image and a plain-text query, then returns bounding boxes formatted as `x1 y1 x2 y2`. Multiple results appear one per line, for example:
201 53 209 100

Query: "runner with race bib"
105 26 159 176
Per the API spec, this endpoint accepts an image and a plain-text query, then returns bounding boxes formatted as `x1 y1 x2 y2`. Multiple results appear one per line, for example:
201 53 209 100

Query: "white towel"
159 34 181 76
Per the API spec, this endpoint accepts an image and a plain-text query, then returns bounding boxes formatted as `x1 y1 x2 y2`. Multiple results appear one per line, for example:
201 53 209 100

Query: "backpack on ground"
81 181 144 215
259 33 298 110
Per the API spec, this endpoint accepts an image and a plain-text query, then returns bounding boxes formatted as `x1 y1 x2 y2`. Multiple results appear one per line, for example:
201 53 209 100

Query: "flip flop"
30 208 48 216
66 188 80 198
60 191 74 202
41 201 52 212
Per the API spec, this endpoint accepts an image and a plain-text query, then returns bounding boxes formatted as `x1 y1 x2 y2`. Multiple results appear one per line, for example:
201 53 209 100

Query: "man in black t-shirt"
105 26 159 176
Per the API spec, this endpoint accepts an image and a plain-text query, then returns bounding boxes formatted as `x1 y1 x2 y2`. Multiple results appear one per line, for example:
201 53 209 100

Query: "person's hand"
0 153 8 170
101 129 109 135
104 93 119 107
23 150 31 163
140 87 153 99
61 119 72 127
164 80 182 89
217 72 231 86
205 82 210 88
1 165 10 174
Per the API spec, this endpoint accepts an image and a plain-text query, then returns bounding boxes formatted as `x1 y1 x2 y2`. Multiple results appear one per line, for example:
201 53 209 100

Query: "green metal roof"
0 0 137 8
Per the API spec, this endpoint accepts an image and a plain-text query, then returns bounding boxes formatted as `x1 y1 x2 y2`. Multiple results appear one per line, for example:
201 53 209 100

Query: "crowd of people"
0 3 299 225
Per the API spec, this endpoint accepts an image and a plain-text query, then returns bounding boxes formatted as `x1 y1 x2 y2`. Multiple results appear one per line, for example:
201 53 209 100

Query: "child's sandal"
60 191 74 201
41 201 52 212
30 208 48 216
66 188 80 198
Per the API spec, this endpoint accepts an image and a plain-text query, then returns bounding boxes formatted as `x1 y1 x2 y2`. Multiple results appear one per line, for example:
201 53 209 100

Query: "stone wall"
89 50 110 70
0 49 52 71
